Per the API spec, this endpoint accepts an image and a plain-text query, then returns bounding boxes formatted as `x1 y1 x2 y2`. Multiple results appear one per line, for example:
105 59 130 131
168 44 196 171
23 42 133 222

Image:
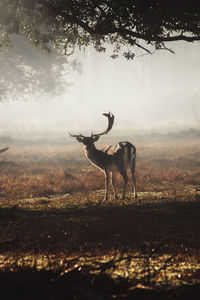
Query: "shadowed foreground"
1 267 200 300
1 194 200 293
1 196 200 255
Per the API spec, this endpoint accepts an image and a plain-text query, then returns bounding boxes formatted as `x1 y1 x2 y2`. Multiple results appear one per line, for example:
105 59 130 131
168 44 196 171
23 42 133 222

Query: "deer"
0 147 9 154
69 112 137 201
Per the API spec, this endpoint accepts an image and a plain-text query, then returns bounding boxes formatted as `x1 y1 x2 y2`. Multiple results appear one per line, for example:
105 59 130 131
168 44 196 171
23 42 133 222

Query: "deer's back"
102 141 136 170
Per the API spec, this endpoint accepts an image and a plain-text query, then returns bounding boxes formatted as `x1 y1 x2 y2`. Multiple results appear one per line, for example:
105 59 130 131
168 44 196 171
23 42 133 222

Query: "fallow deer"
0 147 9 153
69 112 137 201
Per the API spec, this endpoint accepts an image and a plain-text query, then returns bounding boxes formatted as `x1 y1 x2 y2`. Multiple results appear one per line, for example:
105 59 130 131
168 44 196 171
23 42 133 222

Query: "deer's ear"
92 135 100 142
76 137 84 143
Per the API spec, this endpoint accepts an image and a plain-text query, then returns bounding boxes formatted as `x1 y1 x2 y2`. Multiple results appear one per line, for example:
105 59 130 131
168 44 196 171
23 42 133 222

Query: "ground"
0 139 200 298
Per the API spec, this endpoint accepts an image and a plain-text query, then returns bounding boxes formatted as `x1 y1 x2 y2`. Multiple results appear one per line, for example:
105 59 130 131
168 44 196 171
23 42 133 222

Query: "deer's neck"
84 143 106 170
84 143 98 160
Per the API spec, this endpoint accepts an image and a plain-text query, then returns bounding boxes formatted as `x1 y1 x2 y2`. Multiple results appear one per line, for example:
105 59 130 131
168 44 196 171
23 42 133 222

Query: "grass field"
1 140 200 201
0 139 200 298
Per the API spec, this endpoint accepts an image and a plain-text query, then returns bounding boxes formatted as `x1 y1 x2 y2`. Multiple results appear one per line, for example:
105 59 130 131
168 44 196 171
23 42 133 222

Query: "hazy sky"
0 36 200 137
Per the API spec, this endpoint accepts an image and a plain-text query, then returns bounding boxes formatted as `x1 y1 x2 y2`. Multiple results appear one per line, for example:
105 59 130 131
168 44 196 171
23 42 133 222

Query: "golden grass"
0 141 200 292
0 141 199 201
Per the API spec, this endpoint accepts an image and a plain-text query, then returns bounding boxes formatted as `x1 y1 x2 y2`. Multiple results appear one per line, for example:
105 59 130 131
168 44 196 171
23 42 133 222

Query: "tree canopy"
1 0 200 59
0 34 82 101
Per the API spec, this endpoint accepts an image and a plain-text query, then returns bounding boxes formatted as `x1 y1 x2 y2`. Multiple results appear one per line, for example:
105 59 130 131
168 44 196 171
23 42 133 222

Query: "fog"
0 35 200 143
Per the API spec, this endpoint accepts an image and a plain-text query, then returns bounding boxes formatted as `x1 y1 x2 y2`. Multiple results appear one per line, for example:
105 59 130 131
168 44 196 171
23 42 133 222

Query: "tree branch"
35 0 94 34
34 0 200 45
120 28 200 43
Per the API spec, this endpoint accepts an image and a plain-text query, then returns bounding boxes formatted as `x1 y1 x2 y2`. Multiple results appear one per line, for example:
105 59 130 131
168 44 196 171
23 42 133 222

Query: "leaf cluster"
1 0 200 58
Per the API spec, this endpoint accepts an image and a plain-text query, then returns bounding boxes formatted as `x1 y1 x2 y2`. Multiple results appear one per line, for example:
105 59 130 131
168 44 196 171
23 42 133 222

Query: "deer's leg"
111 172 118 200
130 162 137 198
119 170 128 200
131 172 137 198
104 170 109 201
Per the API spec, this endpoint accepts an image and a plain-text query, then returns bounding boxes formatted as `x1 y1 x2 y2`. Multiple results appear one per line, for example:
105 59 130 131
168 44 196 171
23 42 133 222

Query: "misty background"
0 34 200 145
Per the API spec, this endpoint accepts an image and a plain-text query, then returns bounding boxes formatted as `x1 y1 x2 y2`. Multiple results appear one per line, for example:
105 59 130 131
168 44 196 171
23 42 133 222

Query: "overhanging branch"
34 0 200 44
35 0 94 34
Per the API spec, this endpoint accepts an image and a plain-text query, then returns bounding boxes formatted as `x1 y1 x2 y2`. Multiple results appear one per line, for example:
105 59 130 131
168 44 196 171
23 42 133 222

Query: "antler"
92 112 114 137
69 112 114 140
68 132 84 138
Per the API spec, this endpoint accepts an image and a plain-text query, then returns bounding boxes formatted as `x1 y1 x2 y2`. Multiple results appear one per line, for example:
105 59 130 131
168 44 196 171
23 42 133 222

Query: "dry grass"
1 140 200 294
0 141 199 201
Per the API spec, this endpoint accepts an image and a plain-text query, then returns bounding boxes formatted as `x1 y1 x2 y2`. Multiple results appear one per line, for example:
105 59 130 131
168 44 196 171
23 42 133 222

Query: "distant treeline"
0 128 200 147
